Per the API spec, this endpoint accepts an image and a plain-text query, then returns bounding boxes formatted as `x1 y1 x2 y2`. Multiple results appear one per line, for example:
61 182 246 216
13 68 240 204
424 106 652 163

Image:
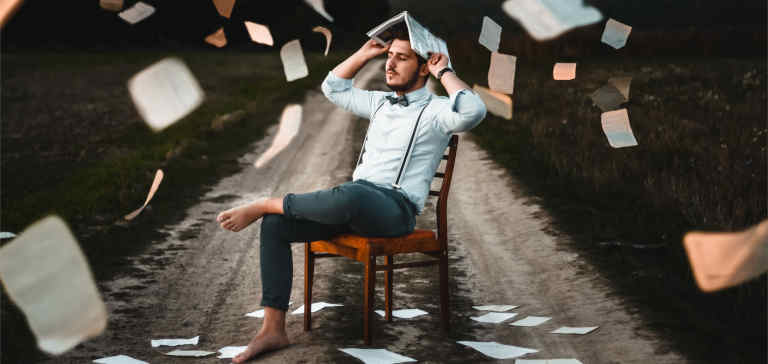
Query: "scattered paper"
510 316 551 327
254 104 303 168
457 341 538 360
291 302 343 314
374 308 428 319
150 335 199 347
516 360 584 364
473 84 513 120
471 312 518 323
0 232 16 239
479 16 502 52
124 169 164 220
339 348 417 364
501 0 602 41
0 0 24 28
367 11 452 69
244 21 274 46
99 0 123 12
217 346 247 359
313 26 333 56
551 326 598 335
473 304 519 312
0 216 107 355
304 0 333 22
601 109 638 148
93 355 148 364
128 57 205 132
607 76 632 102
165 350 216 357
601 18 632 49
281 39 309 82
212 0 235 18
683 219 768 292
488 52 517 94
204 27 227 48
245 309 265 318
590 84 625 111
553 63 576 80
118 2 155 25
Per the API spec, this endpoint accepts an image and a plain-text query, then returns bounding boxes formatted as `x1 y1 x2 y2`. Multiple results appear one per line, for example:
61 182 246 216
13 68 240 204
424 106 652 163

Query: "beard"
386 69 421 92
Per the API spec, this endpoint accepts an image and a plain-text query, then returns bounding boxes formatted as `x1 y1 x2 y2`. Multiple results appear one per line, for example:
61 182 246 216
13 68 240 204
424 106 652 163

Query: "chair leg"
304 243 314 332
384 255 393 322
439 250 450 332
363 251 375 345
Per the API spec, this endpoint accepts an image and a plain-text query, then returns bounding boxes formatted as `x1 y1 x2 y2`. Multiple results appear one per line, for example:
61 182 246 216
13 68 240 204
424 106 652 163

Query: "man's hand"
333 39 389 79
427 53 449 78
356 39 390 62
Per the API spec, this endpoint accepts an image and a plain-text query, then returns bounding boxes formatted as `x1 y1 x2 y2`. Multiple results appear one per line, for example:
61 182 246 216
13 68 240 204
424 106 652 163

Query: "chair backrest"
428 134 459 249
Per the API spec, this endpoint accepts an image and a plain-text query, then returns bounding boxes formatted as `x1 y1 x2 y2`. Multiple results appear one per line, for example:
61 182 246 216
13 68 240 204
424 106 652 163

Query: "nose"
386 58 396 72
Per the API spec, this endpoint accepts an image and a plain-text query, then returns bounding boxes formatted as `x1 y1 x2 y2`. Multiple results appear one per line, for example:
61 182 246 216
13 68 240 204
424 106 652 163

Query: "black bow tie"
386 95 409 106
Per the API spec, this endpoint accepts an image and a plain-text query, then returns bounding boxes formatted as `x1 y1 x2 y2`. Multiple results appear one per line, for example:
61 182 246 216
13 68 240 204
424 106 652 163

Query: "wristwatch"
437 67 454 81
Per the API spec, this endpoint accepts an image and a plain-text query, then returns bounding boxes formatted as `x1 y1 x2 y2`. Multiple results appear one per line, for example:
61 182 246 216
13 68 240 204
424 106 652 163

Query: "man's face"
385 39 424 92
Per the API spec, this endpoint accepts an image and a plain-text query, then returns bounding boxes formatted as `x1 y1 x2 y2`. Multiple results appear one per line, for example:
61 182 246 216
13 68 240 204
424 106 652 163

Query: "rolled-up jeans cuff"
283 193 297 219
260 299 289 312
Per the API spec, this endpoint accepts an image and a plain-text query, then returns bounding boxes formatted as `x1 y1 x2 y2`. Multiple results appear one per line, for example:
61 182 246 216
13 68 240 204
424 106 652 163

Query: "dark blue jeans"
259 179 417 311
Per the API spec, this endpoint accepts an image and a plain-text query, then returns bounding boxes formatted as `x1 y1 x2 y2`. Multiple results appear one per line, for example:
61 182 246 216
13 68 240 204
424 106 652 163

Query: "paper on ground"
0 232 16 239
607 76 632 101
473 85 513 120
516 360 584 364
291 302 343 314
124 169 164 220
128 58 204 132
0 216 107 355
217 346 247 359
245 21 274 46
205 27 227 48
304 0 333 22
510 316 551 327
553 63 576 80
100 0 123 12
212 0 235 18
254 104 303 168
601 18 631 49
601 109 637 148
683 219 768 292
150 335 199 347
339 348 416 364
488 52 516 94
93 355 148 364
374 308 428 319
118 2 154 25
367 11 452 69
479 16 502 52
457 341 538 360
471 312 518 323
313 26 333 56
501 0 602 41
551 326 598 334
245 309 265 318
473 304 518 311
590 84 625 112
165 350 215 357
281 39 309 82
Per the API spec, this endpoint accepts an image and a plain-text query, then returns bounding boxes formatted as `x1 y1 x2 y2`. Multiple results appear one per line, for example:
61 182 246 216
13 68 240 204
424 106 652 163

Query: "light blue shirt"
321 71 487 214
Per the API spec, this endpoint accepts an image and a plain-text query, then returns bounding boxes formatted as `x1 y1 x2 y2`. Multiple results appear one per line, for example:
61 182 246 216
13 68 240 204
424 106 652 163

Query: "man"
216 31 486 363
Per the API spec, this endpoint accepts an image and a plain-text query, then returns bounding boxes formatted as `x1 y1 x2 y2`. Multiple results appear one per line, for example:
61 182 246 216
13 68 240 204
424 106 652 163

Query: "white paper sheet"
165 350 215 357
501 0 602 41
128 57 205 132
0 216 107 355
304 0 333 22
217 346 247 359
374 308 428 319
551 326 598 334
472 304 519 312
488 52 517 94
473 84 513 120
204 27 227 48
99 0 123 12
339 348 417 364
313 26 333 56
291 302 343 314
510 316 551 327
150 335 199 347
255 104 302 168
124 169 164 220
212 0 235 18
118 2 154 25
245 309 265 318
471 312 518 323
245 21 274 46
281 39 309 82
553 63 576 80
367 11 453 69
601 109 638 148
516 359 584 364
0 232 16 239
457 341 538 360
601 18 632 49
608 76 632 101
479 16 502 52
93 355 148 364
590 84 625 111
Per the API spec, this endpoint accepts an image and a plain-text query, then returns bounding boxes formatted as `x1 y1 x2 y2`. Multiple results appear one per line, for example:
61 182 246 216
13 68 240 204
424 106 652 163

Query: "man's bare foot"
217 201 264 232
232 330 290 363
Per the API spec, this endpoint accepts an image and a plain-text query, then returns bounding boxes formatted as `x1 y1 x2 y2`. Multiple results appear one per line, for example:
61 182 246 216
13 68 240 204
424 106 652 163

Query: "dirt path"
44 61 688 364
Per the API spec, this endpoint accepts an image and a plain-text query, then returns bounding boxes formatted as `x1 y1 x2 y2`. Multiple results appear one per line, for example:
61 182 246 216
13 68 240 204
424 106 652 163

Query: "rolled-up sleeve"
321 71 380 119
434 89 487 135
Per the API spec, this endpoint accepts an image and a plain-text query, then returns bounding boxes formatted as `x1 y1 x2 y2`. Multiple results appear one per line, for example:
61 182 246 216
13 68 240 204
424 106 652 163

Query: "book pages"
212 0 235 18
553 62 576 80
124 169 164 220
590 84 625 111
607 76 632 101
118 1 154 25
99 0 123 12
244 21 274 46
600 109 638 148
479 16 502 52
204 27 227 48
367 11 453 68
280 39 309 82
601 18 632 49
304 0 333 22
312 26 332 56
474 84 513 120
501 0 602 41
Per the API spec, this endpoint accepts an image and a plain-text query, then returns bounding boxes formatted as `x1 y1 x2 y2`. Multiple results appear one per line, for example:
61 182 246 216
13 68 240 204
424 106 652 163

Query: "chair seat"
310 229 439 262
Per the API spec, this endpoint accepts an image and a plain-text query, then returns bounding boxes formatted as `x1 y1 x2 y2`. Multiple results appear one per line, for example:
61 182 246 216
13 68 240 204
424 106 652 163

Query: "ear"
418 62 430 78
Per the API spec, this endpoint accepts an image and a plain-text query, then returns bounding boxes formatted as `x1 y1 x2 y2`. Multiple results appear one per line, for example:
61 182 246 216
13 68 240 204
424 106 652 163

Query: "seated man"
216 30 486 363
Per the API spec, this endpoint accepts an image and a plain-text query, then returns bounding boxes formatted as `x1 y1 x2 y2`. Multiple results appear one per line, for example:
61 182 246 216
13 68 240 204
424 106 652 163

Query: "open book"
367 11 452 69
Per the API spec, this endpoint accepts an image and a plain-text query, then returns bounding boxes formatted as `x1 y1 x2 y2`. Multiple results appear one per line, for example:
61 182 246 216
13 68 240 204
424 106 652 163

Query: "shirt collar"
392 86 430 105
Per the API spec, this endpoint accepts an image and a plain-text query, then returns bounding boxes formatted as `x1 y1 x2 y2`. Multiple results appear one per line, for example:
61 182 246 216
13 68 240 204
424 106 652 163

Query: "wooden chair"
303 134 459 345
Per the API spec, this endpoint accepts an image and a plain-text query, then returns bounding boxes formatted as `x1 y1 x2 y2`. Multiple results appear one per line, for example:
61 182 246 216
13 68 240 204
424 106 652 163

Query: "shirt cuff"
323 71 354 91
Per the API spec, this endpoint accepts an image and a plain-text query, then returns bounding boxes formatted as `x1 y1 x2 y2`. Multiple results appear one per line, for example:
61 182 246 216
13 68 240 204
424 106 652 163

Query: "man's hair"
389 25 427 65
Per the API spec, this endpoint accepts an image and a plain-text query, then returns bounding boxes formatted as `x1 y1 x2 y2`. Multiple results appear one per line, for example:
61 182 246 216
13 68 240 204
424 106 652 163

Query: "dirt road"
43 61 689 363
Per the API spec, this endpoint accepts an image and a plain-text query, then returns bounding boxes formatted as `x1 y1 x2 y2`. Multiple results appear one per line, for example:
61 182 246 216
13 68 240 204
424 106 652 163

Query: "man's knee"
260 214 286 240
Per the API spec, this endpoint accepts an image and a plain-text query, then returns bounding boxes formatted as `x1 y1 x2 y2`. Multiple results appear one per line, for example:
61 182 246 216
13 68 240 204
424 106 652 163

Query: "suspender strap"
355 100 387 167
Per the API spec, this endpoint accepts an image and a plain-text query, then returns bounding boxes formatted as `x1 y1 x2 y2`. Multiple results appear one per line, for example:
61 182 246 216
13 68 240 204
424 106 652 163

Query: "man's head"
385 28 429 94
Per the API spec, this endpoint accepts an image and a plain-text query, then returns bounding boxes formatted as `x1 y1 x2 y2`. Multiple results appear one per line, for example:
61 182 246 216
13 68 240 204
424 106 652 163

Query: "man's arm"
427 53 487 134
332 39 389 79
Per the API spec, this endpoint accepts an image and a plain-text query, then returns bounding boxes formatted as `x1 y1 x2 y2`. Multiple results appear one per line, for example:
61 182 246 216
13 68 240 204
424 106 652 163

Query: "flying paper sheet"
281 40 309 82
488 52 517 94
553 63 576 80
150 335 199 347
510 316 551 327
165 350 216 357
0 232 16 239
516 360 584 364
339 348 417 364
212 0 235 18
313 26 333 56
99 0 123 12
291 302 343 314
0 216 107 355
0 0 24 28
473 84 513 120
254 104 303 168
473 304 519 312
601 18 632 49
479 16 502 52
204 27 227 48
607 76 632 101
374 308 428 319
93 355 148 364
457 341 538 360
244 21 274 46
217 346 247 359
551 326 598 334
305 0 334 22
128 58 204 132
601 109 638 148
124 169 164 220
501 0 602 41
118 2 154 25
471 312 518 323
590 84 625 111
367 11 452 69
683 219 768 292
